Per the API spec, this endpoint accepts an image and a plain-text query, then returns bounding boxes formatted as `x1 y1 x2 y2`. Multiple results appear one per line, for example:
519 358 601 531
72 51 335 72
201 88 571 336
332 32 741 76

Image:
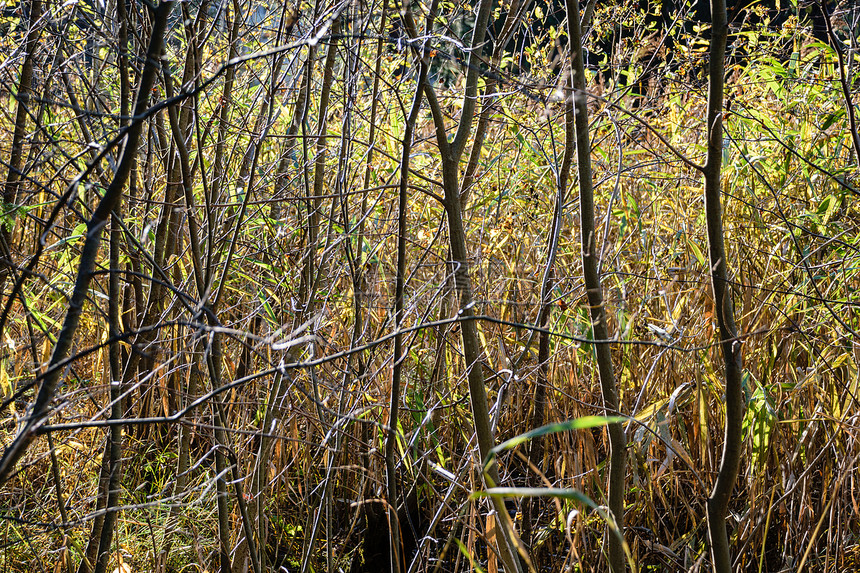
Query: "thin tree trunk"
303 15 340 307
0 0 44 320
565 0 626 570
135 2 202 430
413 0 523 568
703 1 744 571
92 217 125 573
79 439 110 573
153 8 214 563
90 1 132 569
387 50 430 573
2 0 42 206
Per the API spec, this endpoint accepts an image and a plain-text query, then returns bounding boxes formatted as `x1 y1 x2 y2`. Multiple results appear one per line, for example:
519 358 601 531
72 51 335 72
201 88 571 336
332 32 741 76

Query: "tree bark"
387 47 429 573
0 0 44 319
565 0 626 570
414 0 524 568
703 1 744 571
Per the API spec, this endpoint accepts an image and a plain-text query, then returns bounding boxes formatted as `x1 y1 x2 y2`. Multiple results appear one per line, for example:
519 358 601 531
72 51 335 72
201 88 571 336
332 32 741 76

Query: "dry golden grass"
1 9 858 573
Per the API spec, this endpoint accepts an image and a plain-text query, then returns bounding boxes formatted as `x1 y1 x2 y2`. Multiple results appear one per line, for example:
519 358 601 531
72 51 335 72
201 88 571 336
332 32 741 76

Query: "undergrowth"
1 2 859 572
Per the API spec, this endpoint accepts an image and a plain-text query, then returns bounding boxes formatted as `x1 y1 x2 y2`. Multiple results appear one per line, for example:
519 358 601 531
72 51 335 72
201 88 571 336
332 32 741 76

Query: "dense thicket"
1 0 859 571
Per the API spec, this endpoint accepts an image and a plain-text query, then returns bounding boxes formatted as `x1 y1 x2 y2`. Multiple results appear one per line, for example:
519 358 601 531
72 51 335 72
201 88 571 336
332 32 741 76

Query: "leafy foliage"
0 1 859 571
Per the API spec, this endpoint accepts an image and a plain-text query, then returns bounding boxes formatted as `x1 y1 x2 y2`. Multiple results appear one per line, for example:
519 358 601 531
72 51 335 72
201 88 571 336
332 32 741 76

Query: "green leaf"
486 416 624 467
476 487 598 509
821 110 845 131
687 237 706 267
